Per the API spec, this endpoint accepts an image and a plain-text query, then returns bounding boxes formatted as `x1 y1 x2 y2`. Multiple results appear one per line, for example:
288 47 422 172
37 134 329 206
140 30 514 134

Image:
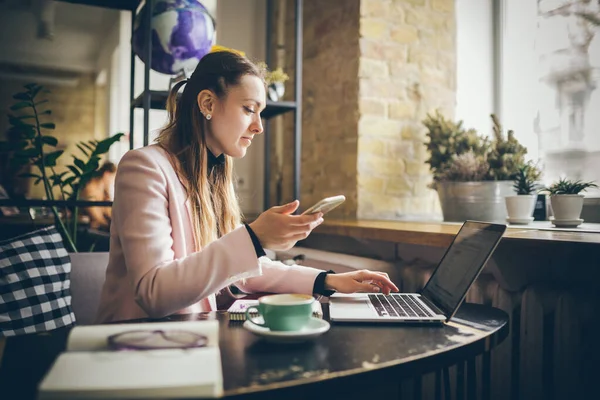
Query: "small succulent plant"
540 178 598 195
513 162 542 195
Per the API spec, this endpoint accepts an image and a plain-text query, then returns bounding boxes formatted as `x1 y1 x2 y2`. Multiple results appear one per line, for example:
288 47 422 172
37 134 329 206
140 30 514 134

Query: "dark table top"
0 303 508 400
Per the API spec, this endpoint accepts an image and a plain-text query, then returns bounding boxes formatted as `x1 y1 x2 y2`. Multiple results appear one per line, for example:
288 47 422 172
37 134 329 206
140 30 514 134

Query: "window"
502 0 600 195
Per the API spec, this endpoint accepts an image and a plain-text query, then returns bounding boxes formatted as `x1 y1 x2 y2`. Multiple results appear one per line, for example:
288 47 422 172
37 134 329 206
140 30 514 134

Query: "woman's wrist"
324 274 337 291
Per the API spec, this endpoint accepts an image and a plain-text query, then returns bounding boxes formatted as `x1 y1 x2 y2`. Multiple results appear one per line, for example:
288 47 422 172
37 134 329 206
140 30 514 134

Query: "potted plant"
256 62 289 102
424 112 527 222
539 178 598 227
504 162 542 224
1 83 123 251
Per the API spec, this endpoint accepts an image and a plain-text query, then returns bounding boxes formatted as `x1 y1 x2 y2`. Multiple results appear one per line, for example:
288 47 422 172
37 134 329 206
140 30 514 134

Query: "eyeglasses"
107 329 208 351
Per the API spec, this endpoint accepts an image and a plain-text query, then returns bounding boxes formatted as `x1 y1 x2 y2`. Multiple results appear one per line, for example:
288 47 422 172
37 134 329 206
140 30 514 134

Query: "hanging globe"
132 0 216 75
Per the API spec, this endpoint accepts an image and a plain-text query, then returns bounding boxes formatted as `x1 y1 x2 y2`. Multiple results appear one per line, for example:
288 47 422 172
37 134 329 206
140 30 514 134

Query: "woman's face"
203 74 265 158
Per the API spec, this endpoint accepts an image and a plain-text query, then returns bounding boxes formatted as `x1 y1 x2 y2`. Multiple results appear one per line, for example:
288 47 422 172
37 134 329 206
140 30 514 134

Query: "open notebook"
227 299 323 321
38 321 222 399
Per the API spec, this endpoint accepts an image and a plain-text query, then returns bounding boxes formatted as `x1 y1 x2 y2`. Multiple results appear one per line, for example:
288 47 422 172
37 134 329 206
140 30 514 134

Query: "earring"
206 114 212 120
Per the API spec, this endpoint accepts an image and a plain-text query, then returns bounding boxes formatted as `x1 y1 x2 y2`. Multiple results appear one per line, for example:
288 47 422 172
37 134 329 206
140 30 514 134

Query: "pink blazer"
95 145 322 323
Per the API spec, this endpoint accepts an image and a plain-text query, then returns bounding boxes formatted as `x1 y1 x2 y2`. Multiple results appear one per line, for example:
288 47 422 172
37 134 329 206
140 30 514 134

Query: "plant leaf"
15 148 39 158
35 100 49 106
73 157 85 171
10 102 31 111
13 92 30 101
41 136 58 146
24 83 38 90
40 122 56 130
39 110 52 115
19 172 41 179
67 165 81 177
94 133 124 155
81 142 95 151
45 150 64 166
76 143 90 156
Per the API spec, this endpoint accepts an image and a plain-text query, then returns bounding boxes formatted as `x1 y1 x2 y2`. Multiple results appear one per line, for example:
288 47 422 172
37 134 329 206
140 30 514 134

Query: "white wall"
455 0 495 137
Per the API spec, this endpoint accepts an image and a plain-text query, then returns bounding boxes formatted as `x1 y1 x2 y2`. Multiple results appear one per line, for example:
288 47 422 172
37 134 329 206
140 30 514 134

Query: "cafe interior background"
0 0 599 399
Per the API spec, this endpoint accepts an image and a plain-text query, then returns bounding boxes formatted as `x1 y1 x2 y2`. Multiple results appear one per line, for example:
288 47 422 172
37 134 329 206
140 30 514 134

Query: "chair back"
69 252 109 325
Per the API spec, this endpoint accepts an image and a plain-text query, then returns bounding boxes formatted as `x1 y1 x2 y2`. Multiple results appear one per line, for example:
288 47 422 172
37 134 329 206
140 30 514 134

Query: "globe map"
132 0 215 75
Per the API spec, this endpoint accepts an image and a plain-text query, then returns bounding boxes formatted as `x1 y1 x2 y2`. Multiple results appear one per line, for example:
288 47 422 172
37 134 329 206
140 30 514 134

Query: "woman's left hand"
324 270 399 295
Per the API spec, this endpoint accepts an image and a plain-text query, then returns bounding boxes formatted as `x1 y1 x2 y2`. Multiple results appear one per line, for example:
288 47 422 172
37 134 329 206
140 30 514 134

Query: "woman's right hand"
249 200 324 251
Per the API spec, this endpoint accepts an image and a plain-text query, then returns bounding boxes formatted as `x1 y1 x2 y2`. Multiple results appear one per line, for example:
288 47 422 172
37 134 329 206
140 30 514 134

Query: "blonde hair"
156 51 265 249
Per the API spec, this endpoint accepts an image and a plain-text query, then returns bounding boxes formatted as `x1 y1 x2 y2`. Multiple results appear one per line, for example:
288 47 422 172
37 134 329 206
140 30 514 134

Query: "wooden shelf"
56 0 140 11
131 90 297 119
314 219 600 247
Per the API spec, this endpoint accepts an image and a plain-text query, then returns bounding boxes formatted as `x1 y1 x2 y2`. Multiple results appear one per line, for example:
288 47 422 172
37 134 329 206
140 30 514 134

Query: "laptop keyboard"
368 294 435 318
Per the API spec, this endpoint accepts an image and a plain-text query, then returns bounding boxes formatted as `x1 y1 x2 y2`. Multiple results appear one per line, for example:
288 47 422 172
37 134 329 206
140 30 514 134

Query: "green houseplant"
257 61 289 102
504 162 542 224
423 111 528 222
539 178 598 226
1 83 123 251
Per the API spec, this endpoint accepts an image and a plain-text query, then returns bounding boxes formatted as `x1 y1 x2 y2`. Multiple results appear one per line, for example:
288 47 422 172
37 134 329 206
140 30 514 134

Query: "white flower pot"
505 195 537 222
550 194 585 220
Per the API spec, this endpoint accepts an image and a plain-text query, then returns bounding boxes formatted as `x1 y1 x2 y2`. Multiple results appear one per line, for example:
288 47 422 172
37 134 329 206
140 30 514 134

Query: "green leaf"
39 110 52 115
8 115 26 126
17 114 35 120
13 92 30 101
83 158 100 174
76 143 90 156
35 100 49 106
34 177 43 184
40 122 56 130
64 176 77 186
31 85 43 98
19 172 41 179
41 136 58 146
10 101 31 111
24 83 37 90
94 133 124 155
73 157 85 171
45 150 64 166
81 142 95 152
67 165 81 177
15 147 39 158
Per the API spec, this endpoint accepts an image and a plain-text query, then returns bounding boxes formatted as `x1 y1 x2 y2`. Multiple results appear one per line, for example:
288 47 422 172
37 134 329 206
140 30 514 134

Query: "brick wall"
357 0 455 219
0 74 99 199
271 0 457 219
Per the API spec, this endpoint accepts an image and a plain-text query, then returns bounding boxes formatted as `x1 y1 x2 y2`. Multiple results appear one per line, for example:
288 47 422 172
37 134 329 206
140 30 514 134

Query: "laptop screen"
421 221 506 318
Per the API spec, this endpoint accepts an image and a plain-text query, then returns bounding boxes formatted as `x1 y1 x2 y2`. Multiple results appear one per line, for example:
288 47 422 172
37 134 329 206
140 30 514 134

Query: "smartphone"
301 195 346 215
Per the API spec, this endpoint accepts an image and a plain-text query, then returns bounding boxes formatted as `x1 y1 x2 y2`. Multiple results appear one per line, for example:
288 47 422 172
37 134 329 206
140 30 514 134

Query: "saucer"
549 217 584 228
506 216 534 225
243 317 330 343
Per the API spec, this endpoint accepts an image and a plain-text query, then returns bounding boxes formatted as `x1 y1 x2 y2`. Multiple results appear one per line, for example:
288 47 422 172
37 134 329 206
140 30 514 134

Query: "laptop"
329 221 506 324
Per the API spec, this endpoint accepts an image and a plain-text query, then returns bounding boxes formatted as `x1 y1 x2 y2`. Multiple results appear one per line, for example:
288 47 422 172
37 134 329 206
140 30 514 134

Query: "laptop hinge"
419 295 445 316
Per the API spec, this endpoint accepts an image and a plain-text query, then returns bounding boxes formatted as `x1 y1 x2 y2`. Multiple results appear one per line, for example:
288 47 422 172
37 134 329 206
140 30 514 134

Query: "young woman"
96 51 397 323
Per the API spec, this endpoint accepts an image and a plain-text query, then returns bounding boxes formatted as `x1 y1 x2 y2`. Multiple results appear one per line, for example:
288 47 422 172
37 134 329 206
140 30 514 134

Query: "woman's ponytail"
165 80 188 115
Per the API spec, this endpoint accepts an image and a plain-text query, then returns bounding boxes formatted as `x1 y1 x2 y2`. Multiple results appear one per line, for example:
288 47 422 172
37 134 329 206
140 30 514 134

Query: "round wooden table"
0 303 508 400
